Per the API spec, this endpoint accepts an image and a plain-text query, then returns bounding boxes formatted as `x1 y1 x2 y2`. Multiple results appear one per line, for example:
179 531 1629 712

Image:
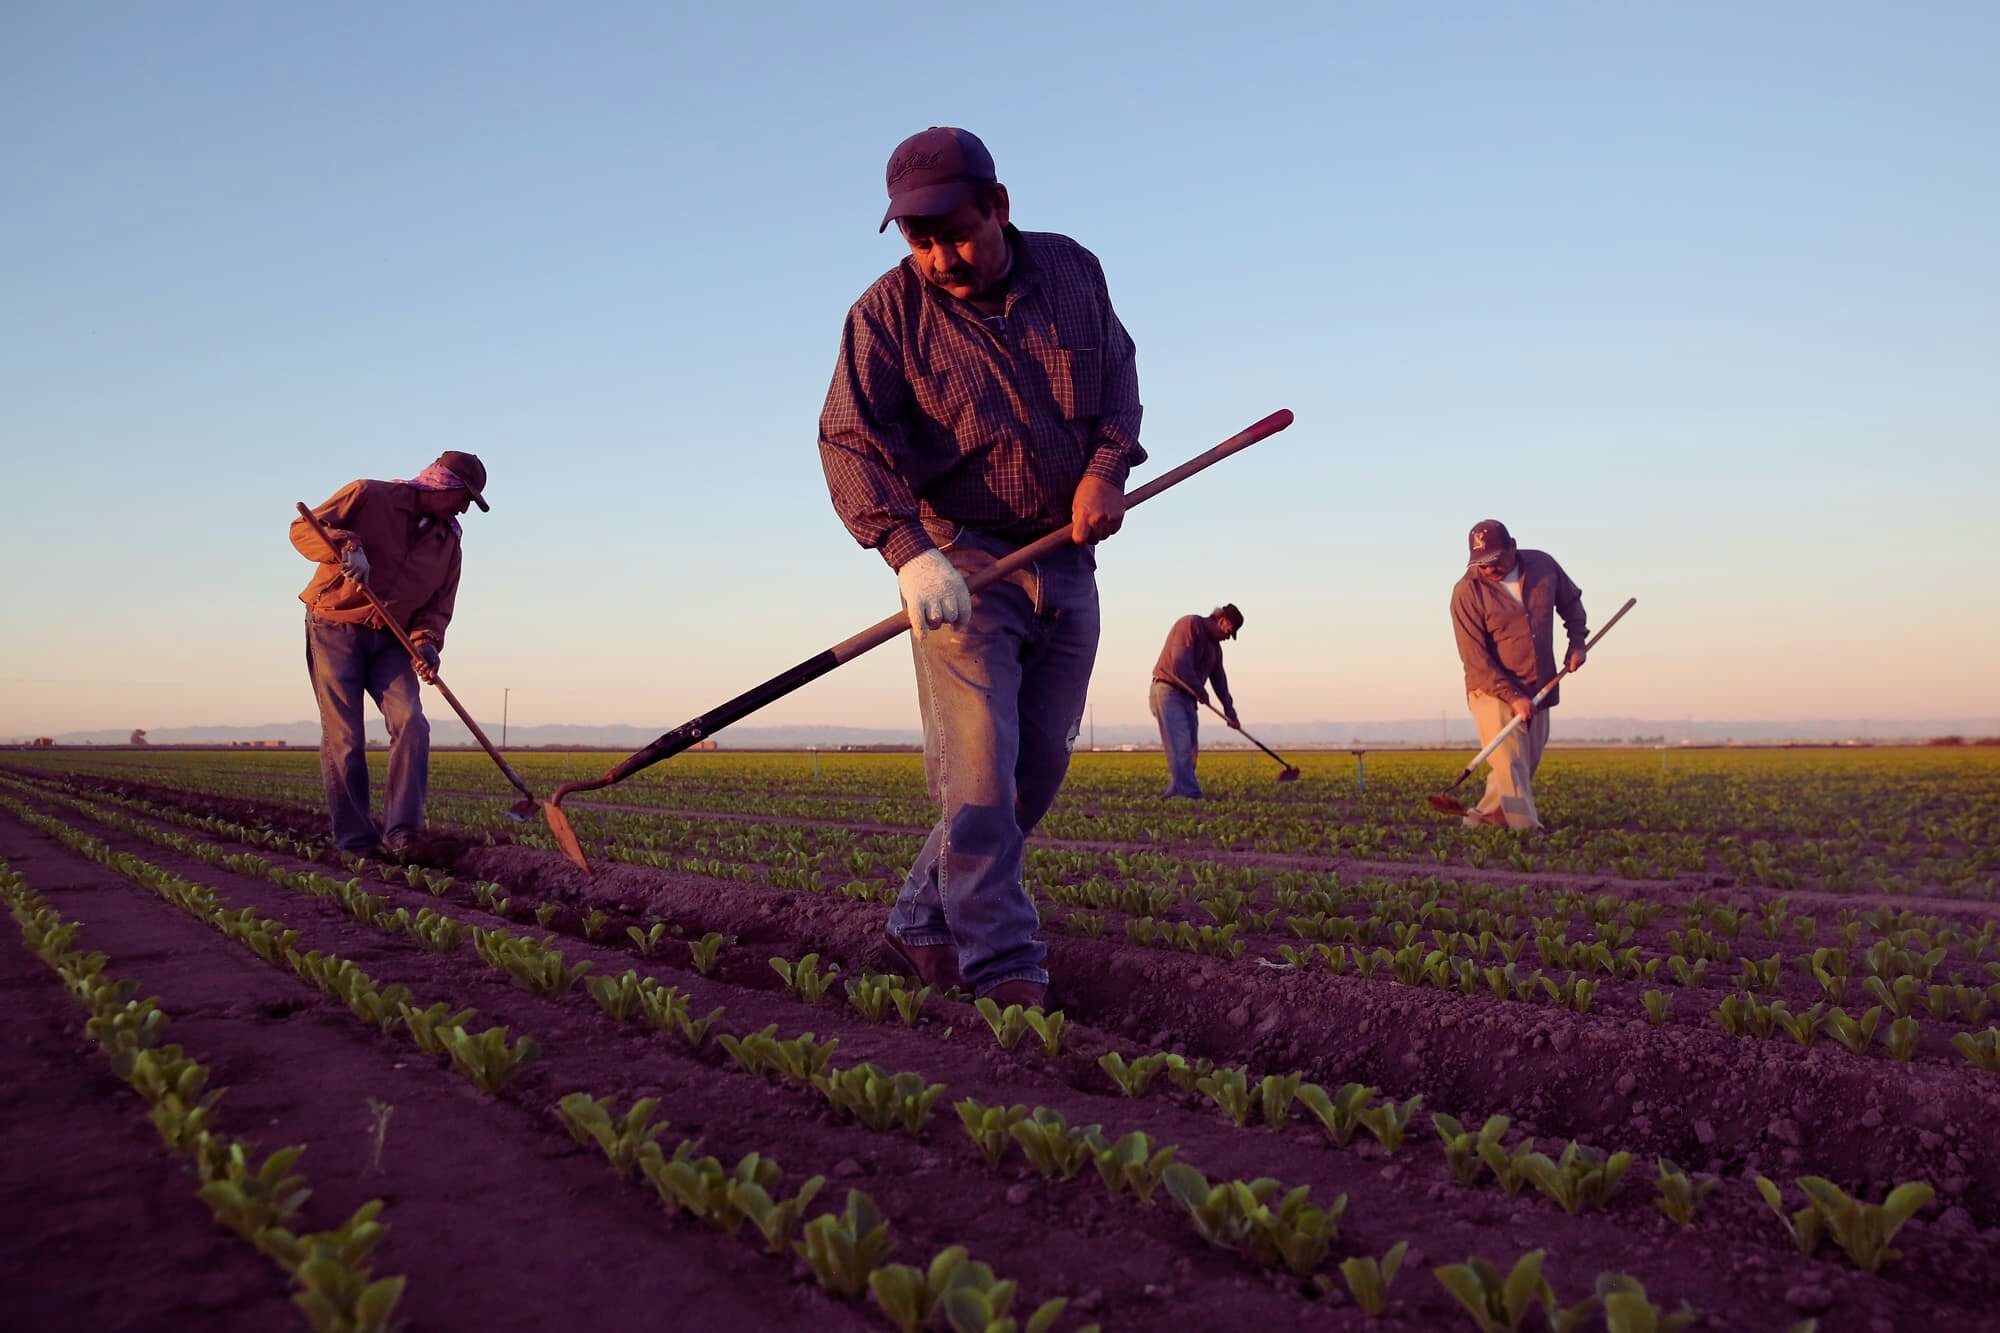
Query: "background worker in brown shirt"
1149 604 1243 798
1449 519 1588 830
290 452 489 855
818 126 1145 1009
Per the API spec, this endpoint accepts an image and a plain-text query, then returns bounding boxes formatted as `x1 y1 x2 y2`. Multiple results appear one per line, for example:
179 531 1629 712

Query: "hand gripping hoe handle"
1428 595 1638 815
548 408 1296 873
293 503 588 867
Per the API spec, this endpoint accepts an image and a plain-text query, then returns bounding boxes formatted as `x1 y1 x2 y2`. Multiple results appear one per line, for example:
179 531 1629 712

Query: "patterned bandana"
393 462 470 535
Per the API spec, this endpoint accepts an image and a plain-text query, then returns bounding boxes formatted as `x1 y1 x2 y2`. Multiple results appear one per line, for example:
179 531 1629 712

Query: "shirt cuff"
879 522 935 571
1083 443 1134 489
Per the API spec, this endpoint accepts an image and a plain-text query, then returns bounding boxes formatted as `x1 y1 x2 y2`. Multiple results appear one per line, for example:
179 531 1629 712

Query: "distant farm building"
227 740 289 749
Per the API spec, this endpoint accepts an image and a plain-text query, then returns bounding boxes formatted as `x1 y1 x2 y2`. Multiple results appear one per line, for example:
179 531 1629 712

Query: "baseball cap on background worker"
879 127 997 233
434 451 490 511
1213 604 1244 639
1466 519 1512 566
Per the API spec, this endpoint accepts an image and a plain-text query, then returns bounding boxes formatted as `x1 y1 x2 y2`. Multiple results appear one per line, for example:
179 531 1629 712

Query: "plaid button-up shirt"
818 226 1145 569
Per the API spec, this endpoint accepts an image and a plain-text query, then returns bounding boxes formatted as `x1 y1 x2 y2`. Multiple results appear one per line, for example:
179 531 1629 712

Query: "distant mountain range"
10 717 1997 749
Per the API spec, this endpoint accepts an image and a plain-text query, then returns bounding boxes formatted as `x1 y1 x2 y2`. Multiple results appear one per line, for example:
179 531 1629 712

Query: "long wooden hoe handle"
294 501 543 810
553 408 1296 803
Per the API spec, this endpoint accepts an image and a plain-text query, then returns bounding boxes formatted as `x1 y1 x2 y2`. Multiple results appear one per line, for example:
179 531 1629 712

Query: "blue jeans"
888 529 1099 996
304 615 430 851
1149 680 1202 797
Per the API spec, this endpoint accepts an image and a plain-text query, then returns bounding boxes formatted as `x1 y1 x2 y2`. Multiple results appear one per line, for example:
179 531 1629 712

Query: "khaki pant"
1465 690 1551 830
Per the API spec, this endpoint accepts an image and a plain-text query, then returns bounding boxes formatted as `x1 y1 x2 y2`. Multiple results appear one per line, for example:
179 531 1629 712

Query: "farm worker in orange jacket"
1449 519 1588 830
290 452 489 855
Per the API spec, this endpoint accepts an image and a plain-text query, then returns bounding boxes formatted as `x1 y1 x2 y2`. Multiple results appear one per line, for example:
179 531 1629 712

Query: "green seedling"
1297 1081 1375 1146
1196 1065 1254 1126
197 1141 312 1238
798 1189 895 1299
1595 1274 1698 1333
534 902 560 928
726 1172 826 1255
973 997 1034 1050
1161 1165 1346 1276
634 982 722 1047
1479 1135 1538 1194
718 1024 784 1075
1882 1014 1920 1061
1256 1071 1303 1132
1022 1008 1067 1057
261 1200 405 1333
1796 1176 1934 1272
1434 1250 1554 1333
1522 1142 1632 1214
581 908 610 940
406 908 463 953
813 1062 946 1135
1160 1052 1214 1092
1007 1106 1101 1181
641 1142 728 1222
1641 990 1674 1025
627 921 669 956
1652 1157 1717 1227
845 973 898 1023
1774 1002 1825 1046
1358 1093 1423 1154
1951 1027 2000 1070
688 931 732 975
1336 1240 1409 1318
397 1002 478 1058
440 1025 540 1094
556 1092 665 1176
1754 1176 1825 1256
870 1245 975 1333
956 1098 1030 1165
767 1032 842 1083
585 969 651 1022
1824 1005 1883 1055
771 952 841 1003
888 982 932 1027
1098 1051 1167 1097
1085 1129 1177 1204
1434 1113 1510 1184
1865 973 1921 1018
1715 993 1775 1039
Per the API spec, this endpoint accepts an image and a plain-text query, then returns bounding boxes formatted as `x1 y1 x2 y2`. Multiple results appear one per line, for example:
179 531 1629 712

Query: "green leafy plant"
1336 1240 1409 1317
813 1062 946 1135
1098 1051 1168 1097
1357 1093 1423 1154
1754 1176 1825 1256
397 1002 478 1058
1882 1014 1920 1062
1652 1156 1717 1227
628 921 669 956
1296 1081 1375 1146
1256 1071 1303 1132
1796 1177 1934 1272
1521 1142 1632 1214
957 1098 1030 1166
727 1171 826 1255
1195 1065 1254 1126
1595 1274 1698 1333
1951 1027 2000 1070
1641 989 1674 1025
688 931 732 975
1825 1005 1883 1055
1008 1107 1101 1181
1434 1251 1556 1333
797 1189 895 1299
888 982 933 1028
556 1092 666 1176
1022 1008 1067 1057
870 1246 976 1333
1479 1134 1538 1194
1161 1165 1346 1276
771 952 841 1003
973 997 1033 1050
1434 1113 1511 1184
1085 1129 1177 1204
584 969 651 1022
196 1141 312 1238
440 1024 540 1094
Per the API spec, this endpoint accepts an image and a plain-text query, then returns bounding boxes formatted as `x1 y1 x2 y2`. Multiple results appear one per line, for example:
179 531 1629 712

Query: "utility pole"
502 688 509 749
1089 705 1095 752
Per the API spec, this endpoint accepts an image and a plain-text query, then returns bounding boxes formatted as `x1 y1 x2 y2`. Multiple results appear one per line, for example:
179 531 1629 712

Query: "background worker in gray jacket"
1449 520 1588 830
1149 604 1243 798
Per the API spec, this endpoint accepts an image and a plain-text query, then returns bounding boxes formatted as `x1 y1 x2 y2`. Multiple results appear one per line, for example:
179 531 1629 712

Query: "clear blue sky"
3 2 1994 736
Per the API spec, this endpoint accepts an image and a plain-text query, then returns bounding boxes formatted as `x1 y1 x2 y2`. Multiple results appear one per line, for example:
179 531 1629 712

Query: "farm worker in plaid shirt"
819 127 1145 1008
1450 519 1589 831
290 452 489 856
1149 604 1244 798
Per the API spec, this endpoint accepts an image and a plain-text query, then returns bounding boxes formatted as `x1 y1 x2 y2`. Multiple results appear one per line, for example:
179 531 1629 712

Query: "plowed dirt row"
9 783 1998 1331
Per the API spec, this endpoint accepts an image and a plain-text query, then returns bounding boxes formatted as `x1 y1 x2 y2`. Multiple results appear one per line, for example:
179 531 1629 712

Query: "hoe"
1180 691 1300 782
1427 595 1638 818
546 409 1296 874
293 502 591 869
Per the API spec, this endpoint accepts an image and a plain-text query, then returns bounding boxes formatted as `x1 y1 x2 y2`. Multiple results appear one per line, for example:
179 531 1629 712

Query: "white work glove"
339 544 371 585
897 548 970 637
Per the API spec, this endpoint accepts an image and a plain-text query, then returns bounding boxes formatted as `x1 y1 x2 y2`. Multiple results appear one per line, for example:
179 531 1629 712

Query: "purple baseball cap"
879 126 997 233
1467 519 1513 565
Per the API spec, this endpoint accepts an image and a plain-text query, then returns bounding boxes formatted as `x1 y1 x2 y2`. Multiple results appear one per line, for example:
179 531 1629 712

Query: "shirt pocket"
1049 347 1101 420
909 365 1012 452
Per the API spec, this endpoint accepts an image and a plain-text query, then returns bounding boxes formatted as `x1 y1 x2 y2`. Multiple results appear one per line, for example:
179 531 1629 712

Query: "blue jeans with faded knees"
1149 680 1202 798
305 615 430 851
888 529 1099 997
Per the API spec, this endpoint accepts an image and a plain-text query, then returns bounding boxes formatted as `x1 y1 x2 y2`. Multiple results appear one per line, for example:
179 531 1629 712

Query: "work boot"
981 979 1048 1011
881 927 966 991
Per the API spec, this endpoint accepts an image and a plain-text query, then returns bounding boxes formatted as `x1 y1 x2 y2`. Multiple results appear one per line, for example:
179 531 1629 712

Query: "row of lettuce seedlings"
0 788 1109 1332
15 775 1957 1275
0 852 405 1333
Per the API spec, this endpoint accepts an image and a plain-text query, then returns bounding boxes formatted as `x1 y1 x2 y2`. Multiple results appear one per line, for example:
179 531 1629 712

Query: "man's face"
419 488 473 518
900 189 1011 301
1216 614 1242 639
1472 547 1517 580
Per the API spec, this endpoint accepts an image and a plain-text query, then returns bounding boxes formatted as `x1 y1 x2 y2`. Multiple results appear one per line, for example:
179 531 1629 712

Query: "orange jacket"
291 480 462 650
